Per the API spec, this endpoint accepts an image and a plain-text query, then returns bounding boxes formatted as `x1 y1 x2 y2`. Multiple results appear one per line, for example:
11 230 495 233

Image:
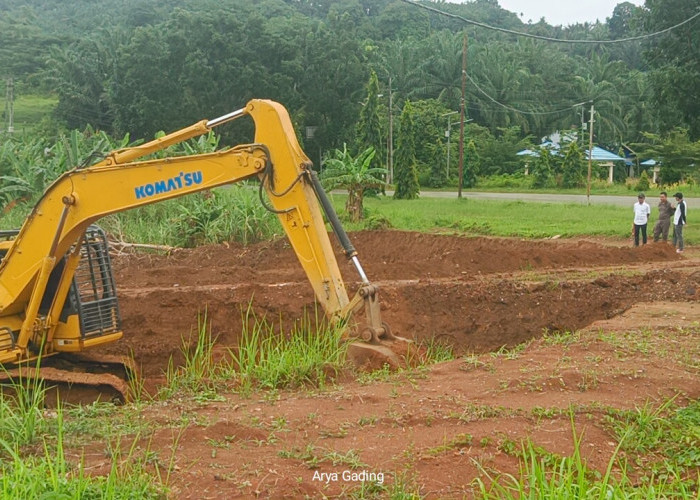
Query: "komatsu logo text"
135 171 203 199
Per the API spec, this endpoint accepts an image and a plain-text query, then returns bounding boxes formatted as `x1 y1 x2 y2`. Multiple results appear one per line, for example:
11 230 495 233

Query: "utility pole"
387 75 394 184
458 32 467 199
586 103 595 205
5 78 14 134
442 111 459 178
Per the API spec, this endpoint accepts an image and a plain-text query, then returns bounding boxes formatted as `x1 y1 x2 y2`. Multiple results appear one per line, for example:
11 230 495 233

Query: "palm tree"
321 145 387 222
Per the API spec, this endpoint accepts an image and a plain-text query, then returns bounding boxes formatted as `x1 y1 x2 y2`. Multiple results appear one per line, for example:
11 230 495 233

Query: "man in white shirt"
633 193 651 246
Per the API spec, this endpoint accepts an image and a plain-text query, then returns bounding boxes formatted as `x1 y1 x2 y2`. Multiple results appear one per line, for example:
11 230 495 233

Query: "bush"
634 170 651 192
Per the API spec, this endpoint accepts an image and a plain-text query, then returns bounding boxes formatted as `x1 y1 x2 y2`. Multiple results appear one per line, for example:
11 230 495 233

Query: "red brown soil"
83 231 699 498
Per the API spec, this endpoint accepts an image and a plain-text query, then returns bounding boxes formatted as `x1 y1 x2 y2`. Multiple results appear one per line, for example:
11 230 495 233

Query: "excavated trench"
101 231 696 387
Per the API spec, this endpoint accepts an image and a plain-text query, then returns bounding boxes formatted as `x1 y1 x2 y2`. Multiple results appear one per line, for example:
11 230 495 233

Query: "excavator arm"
0 100 391 367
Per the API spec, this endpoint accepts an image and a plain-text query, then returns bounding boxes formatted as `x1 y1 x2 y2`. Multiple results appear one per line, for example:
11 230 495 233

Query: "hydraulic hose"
307 170 356 258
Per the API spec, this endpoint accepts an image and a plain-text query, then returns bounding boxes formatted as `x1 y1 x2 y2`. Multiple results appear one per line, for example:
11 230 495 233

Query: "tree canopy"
1 0 698 183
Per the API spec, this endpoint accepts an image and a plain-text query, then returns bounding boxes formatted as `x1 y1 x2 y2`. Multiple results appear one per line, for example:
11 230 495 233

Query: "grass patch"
474 417 697 499
329 194 700 243
0 377 165 498
233 306 349 394
10 94 57 135
158 305 350 398
101 184 282 247
605 397 700 475
6 183 697 245
468 176 700 197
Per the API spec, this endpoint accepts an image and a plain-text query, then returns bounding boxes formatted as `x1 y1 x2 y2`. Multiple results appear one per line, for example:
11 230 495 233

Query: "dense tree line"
1 0 699 188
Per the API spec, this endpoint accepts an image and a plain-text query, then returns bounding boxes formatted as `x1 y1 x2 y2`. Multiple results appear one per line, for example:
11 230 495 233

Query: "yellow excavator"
0 99 399 401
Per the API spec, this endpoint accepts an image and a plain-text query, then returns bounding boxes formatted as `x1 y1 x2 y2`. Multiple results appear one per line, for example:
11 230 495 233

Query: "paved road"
377 190 697 207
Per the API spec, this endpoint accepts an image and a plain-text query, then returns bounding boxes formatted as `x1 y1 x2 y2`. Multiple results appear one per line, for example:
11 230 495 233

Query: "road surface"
375 190 697 207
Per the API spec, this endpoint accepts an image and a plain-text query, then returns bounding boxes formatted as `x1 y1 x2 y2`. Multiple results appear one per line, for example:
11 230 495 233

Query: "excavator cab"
1 226 122 354
46 226 121 347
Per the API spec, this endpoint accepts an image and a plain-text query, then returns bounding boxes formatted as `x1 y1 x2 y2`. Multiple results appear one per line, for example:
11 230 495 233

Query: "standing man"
633 192 651 246
673 192 687 253
653 191 674 242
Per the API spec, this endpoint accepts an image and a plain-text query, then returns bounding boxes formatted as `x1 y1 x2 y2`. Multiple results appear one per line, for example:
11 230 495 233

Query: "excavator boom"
0 100 395 397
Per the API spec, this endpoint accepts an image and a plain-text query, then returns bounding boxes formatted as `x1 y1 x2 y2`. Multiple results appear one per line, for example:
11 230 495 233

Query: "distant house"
517 142 625 183
583 146 625 183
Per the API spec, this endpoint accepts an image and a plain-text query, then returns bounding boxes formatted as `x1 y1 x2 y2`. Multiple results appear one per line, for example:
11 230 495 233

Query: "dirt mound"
113 231 681 286
107 231 691 381
73 231 700 498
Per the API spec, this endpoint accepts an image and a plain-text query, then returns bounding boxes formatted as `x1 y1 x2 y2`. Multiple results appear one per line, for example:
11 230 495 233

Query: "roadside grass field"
9 94 57 135
335 195 699 245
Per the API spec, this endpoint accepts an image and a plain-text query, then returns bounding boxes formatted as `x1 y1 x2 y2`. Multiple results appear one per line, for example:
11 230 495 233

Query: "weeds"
542 329 580 346
605 397 700 473
160 311 231 400
0 386 165 498
474 415 698 499
0 365 49 445
427 433 473 456
232 305 349 394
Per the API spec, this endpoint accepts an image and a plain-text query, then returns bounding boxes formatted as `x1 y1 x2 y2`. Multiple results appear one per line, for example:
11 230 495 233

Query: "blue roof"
584 146 625 161
518 145 624 161
516 148 538 157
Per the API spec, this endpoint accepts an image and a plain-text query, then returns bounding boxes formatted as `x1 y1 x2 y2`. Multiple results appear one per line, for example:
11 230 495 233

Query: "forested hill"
1 0 698 153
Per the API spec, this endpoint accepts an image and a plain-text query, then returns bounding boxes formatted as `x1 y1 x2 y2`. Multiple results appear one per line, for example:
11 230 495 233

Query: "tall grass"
160 306 349 399
233 306 348 393
0 379 164 498
0 366 49 445
473 417 697 499
101 185 282 247
159 312 230 400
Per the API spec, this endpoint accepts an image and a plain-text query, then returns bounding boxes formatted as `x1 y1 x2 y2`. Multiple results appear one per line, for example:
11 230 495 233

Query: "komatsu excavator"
0 99 398 401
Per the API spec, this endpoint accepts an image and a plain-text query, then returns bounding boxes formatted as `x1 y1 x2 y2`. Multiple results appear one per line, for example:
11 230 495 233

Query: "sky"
495 0 645 26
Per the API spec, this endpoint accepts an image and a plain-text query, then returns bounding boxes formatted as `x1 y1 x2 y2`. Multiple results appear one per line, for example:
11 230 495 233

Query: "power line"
465 73 589 116
399 0 700 44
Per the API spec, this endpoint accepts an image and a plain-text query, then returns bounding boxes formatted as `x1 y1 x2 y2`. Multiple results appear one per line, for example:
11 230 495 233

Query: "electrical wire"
399 0 700 44
466 73 589 115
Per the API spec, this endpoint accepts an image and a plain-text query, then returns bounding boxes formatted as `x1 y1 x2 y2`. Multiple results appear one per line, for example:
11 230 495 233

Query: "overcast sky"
495 0 645 26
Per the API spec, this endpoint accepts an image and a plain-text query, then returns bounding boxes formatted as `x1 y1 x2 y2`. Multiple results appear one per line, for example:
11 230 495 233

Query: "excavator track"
0 353 137 406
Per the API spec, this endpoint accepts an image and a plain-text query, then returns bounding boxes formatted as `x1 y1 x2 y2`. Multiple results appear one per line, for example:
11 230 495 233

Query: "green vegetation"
157 305 351 400
231 307 349 394
5 189 699 246
605 398 700 475
1 1 699 496
1 0 698 204
321 145 386 223
474 433 696 498
0 376 165 497
334 194 700 243
11 94 57 135
102 185 282 247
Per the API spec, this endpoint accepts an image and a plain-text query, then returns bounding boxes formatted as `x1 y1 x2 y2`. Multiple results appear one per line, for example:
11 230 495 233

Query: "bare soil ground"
89 231 699 498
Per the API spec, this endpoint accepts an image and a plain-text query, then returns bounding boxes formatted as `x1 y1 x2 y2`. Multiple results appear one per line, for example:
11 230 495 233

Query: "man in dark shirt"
653 191 674 242
673 192 687 253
